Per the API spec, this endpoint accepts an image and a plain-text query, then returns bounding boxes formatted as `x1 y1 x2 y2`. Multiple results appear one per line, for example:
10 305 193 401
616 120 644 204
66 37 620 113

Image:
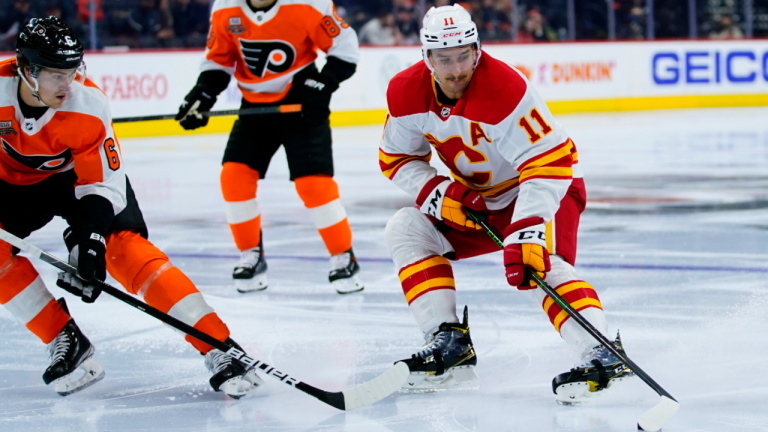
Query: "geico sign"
653 50 768 84
99 74 169 100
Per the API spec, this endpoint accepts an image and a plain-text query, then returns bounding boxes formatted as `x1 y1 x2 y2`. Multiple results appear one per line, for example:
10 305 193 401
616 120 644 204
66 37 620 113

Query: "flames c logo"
239 40 296 78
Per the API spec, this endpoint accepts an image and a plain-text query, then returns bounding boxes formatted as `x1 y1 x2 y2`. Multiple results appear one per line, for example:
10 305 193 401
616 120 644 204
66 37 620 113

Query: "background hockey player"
176 0 364 294
0 17 261 398
380 5 634 403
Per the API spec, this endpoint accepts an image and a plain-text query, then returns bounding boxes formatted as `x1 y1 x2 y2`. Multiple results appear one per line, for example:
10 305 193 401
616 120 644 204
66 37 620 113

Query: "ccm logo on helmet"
443 32 462 37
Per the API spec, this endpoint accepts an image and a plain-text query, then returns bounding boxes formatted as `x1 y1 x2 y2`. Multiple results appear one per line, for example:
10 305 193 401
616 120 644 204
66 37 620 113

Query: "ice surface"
2 107 768 431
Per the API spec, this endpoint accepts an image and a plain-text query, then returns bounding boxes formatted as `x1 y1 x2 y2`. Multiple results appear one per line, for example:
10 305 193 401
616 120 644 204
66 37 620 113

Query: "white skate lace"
417 330 454 359
330 251 351 271
47 331 71 364
234 248 261 271
205 349 232 374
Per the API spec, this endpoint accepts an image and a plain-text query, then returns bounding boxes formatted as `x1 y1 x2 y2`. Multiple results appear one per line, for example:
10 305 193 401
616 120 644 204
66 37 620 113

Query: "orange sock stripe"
542 280 603 332
294 175 340 208
26 299 70 344
0 257 39 303
317 218 352 255
399 256 455 304
221 162 259 202
142 267 201 314
185 312 231 354
230 216 262 251
553 300 603 332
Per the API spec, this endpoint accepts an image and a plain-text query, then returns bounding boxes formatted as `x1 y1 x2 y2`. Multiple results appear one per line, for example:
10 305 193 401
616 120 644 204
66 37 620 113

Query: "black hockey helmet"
16 17 84 72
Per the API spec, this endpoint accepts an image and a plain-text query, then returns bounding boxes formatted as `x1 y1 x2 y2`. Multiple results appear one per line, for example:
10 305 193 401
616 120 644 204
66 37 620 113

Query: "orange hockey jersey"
0 58 127 215
202 0 359 103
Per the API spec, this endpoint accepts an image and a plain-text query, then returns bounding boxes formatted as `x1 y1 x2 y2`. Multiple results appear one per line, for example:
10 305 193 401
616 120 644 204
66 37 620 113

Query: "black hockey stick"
465 209 679 432
113 104 302 123
0 228 408 411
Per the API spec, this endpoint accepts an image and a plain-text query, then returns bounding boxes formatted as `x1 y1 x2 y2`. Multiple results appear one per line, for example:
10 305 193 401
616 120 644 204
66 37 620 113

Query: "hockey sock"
0 252 70 344
294 175 352 255
221 162 262 251
524 256 608 355
106 231 230 354
399 255 459 337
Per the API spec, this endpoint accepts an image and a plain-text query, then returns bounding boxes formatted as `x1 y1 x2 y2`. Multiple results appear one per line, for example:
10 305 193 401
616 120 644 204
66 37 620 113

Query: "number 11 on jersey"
519 108 553 144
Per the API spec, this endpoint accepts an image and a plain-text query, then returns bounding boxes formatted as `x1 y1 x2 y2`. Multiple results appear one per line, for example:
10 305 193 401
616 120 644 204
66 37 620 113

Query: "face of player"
248 0 277 8
23 66 79 108
429 46 478 99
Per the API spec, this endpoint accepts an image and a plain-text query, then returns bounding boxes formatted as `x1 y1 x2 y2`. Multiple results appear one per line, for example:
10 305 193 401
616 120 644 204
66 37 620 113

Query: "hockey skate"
205 338 264 399
329 248 364 294
43 313 105 396
552 331 635 405
399 306 479 392
233 236 268 293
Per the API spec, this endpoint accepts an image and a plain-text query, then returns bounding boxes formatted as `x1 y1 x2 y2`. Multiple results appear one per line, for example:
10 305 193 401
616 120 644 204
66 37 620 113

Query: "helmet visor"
35 63 86 93
428 45 478 75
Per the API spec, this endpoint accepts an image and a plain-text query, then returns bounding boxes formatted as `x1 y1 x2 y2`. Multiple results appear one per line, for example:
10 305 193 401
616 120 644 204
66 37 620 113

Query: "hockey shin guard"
295 175 352 255
0 251 70 344
106 231 230 353
221 162 262 251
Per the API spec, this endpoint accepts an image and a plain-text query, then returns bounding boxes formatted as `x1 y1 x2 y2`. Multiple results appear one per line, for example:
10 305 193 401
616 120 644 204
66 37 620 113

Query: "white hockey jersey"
379 51 582 224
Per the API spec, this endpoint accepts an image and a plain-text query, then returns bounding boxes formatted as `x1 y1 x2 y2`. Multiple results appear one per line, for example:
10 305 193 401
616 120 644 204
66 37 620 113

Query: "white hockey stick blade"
0 229 43 259
342 362 410 410
637 396 680 431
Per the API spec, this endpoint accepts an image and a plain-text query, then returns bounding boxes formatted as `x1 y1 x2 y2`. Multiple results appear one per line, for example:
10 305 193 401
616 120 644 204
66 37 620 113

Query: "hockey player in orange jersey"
0 17 262 398
176 0 364 294
380 5 635 403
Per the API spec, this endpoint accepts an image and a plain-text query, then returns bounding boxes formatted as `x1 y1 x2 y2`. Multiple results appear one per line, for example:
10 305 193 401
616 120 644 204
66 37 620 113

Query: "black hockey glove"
301 70 339 126
175 85 217 130
55 226 106 303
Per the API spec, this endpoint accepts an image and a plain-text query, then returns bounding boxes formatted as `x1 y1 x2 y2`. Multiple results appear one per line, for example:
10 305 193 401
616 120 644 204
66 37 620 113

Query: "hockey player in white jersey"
380 5 634 403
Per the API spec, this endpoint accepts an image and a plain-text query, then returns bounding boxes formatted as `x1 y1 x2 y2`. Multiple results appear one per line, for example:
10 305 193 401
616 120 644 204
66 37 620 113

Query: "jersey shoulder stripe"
386 52 528 125
386 61 434 118
458 53 528 125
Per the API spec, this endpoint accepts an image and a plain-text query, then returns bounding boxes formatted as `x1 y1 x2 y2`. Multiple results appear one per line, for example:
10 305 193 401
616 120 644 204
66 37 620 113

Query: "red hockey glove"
417 176 487 231
503 217 550 289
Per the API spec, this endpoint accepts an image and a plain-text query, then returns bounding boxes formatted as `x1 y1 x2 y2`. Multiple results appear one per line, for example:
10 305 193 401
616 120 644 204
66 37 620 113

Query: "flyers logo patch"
239 40 295 78
1 138 72 171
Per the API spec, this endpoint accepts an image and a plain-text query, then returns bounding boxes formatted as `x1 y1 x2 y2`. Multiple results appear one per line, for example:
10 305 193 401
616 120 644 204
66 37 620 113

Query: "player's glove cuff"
503 217 548 248
417 177 451 220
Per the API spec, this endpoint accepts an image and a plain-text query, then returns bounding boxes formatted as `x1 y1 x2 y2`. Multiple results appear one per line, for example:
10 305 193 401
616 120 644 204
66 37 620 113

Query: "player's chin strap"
18 64 45 105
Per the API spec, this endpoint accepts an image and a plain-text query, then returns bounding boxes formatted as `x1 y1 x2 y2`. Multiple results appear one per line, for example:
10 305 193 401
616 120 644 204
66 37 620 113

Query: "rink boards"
62 39 768 137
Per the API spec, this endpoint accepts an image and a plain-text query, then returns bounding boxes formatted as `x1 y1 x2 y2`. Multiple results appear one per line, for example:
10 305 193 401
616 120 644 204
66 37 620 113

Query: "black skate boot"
43 301 105 396
399 306 478 392
233 234 268 293
205 338 264 399
552 331 635 405
329 248 364 294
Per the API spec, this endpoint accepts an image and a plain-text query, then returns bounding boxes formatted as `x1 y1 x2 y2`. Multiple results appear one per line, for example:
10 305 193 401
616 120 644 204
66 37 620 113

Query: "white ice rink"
2 107 768 431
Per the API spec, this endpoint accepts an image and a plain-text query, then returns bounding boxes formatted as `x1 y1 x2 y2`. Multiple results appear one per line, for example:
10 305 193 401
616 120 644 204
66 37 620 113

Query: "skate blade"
555 374 633 406
332 274 364 295
220 370 263 399
401 365 479 393
53 357 105 397
236 273 268 293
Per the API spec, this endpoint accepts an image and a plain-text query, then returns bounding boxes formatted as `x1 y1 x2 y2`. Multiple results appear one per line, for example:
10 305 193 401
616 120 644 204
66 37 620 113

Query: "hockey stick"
464 209 680 432
112 104 302 123
0 228 408 411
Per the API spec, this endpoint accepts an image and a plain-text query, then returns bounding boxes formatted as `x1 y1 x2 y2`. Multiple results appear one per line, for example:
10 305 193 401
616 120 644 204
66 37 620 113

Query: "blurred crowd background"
0 0 766 51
